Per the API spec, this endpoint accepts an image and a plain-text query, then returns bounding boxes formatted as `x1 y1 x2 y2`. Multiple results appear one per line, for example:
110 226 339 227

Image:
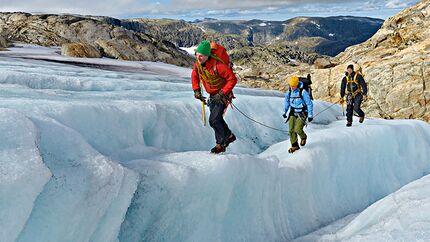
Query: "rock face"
61 43 101 58
308 0 430 122
0 34 8 50
0 13 194 66
230 43 320 90
238 0 430 122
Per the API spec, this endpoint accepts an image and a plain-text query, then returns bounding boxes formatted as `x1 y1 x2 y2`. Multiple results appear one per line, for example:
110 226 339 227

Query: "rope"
231 100 341 133
231 102 289 133
313 102 339 118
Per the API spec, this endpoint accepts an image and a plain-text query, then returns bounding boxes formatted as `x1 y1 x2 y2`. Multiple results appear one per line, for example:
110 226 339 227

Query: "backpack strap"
288 87 305 101
346 73 362 97
288 88 308 114
299 88 308 113
346 73 359 85
195 60 225 89
210 54 225 77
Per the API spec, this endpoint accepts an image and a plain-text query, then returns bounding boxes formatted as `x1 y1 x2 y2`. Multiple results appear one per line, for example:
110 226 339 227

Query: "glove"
308 117 313 122
363 95 368 102
213 90 228 105
194 89 206 102
282 113 287 118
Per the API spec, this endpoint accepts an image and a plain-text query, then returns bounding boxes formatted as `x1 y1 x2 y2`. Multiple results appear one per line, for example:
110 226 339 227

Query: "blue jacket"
284 87 313 118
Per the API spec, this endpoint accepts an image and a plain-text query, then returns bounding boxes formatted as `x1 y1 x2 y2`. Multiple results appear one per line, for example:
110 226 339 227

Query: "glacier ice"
0 109 51 242
0 48 430 242
294 173 430 241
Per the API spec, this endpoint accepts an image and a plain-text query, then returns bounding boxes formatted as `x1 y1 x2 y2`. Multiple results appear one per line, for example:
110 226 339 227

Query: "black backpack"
298 74 313 100
287 74 313 102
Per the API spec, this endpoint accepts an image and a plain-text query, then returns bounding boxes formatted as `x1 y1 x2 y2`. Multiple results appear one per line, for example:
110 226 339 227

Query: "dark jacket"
340 71 367 98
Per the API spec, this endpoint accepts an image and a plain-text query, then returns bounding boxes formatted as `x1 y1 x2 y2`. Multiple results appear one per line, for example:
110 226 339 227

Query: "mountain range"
104 16 383 57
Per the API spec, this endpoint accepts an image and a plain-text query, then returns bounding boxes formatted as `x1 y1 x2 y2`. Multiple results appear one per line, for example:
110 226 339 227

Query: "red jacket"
191 57 237 95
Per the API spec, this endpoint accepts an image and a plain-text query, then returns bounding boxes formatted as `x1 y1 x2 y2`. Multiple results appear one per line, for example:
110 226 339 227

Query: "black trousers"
346 93 365 123
209 98 232 145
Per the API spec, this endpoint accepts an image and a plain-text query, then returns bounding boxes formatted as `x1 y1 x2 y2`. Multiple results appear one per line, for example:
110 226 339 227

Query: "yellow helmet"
289 75 299 87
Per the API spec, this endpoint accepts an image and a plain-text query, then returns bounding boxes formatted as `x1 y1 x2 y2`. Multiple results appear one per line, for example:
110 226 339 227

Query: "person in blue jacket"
283 75 314 153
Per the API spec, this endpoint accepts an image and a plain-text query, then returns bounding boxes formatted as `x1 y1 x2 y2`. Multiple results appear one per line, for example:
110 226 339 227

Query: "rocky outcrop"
238 1 430 122
314 57 337 69
231 44 320 66
0 34 9 50
231 43 320 92
61 43 101 58
307 0 430 122
0 13 194 66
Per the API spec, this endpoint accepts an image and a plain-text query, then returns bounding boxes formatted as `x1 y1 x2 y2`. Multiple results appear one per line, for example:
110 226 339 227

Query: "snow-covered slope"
1 46 430 242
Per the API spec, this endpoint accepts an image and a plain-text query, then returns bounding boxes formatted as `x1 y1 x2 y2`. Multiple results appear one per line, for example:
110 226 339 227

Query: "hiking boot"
211 144 226 154
288 146 300 153
224 133 236 147
300 137 307 146
346 122 352 127
359 115 365 123
288 141 300 153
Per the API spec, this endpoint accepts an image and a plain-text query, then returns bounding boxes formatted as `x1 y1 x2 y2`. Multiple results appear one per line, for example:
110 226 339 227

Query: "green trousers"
288 115 307 145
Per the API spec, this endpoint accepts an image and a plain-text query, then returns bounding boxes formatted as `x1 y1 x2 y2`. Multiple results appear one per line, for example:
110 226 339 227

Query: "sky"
0 0 420 21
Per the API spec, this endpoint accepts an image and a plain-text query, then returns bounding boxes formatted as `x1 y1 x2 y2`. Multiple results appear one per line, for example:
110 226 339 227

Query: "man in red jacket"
191 40 238 154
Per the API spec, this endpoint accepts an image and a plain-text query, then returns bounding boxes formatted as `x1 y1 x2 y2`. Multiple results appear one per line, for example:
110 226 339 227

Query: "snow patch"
197 26 206 33
311 20 321 29
180 46 197 56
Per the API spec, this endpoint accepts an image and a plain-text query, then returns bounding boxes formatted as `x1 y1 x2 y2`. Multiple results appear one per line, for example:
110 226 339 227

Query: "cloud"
0 0 364 16
0 0 419 19
385 0 408 9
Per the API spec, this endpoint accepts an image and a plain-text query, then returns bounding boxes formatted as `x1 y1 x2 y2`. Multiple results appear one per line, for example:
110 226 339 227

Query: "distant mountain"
195 16 384 56
98 17 248 51
106 16 383 57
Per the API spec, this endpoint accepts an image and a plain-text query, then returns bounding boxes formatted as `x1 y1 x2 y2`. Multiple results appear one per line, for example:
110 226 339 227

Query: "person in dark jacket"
283 76 313 153
191 40 237 154
340 64 368 127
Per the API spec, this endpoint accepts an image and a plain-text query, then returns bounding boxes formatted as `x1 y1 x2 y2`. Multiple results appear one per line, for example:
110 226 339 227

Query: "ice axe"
339 97 345 116
201 99 206 126
342 102 344 116
199 82 207 126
